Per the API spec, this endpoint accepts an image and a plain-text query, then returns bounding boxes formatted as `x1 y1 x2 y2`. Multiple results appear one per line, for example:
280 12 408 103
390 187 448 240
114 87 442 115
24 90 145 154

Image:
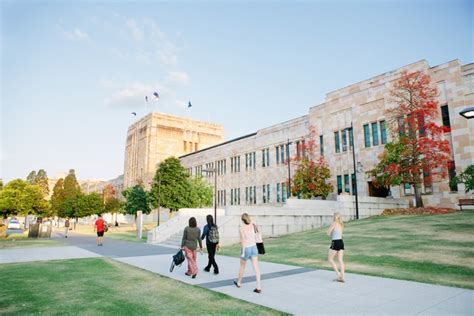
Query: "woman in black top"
201 214 219 274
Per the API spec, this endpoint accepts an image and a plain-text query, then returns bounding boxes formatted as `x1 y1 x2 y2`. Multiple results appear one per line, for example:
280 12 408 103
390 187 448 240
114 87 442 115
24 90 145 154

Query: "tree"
150 157 192 212
26 171 37 184
76 193 103 218
368 71 451 207
51 179 66 217
188 177 213 208
35 169 49 198
291 126 334 199
103 184 122 223
102 184 116 203
0 179 50 217
63 169 81 201
123 185 150 219
451 165 474 193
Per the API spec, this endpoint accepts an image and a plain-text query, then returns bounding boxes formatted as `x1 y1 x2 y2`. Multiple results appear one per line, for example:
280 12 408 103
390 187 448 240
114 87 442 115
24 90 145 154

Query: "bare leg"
250 256 262 290
328 249 340 279
337 250 345 281
237 258 246 286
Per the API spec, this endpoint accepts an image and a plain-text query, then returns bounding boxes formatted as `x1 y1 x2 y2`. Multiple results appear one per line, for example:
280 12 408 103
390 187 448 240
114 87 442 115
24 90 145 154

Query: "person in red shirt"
94 215 107 246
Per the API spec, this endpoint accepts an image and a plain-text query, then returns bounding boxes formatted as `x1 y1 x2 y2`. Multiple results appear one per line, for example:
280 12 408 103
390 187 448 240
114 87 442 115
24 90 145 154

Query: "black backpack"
170 249 185 272
208 225 219 244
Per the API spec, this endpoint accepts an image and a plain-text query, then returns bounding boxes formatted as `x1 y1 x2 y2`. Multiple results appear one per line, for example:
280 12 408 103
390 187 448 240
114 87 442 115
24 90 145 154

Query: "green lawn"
220 211 474 289
0 233 63 249
0 258 286 315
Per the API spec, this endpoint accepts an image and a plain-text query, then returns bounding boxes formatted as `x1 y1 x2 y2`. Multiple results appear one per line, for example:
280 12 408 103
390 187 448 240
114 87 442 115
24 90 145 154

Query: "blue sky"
1 0 472 182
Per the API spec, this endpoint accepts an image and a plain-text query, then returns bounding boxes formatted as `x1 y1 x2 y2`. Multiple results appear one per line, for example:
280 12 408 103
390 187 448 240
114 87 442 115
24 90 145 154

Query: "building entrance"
368 181 390 197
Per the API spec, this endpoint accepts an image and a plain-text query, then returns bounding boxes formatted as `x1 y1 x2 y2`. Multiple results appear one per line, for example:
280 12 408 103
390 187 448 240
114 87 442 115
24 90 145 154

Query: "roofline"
179 132 257 159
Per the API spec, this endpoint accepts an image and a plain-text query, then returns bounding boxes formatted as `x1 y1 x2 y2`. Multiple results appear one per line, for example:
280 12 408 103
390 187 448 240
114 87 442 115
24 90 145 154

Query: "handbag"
170 249 185 272
253 224 265 255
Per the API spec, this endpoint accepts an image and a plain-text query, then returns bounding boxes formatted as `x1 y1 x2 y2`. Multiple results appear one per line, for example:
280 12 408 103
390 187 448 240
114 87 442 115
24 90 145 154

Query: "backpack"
170 249 185 272
65 220 70 228
208 225 219 244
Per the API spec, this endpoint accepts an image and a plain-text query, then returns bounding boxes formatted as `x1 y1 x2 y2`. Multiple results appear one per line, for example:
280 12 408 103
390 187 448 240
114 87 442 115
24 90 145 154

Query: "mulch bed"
382 207 456 216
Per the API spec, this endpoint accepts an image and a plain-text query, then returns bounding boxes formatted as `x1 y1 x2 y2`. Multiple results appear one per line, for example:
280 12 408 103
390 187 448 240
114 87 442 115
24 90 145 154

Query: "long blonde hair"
241 213 252 225
333 212 344 229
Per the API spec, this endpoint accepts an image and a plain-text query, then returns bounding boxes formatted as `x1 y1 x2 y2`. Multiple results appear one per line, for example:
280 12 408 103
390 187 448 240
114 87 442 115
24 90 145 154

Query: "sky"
1 0 472 182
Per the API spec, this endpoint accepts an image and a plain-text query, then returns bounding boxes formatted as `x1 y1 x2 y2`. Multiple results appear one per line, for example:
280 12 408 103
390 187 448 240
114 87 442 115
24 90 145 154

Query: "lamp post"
156 173 161 226
202 168 217 225
287 139 293 198
460 106 474 119
350 122 360 220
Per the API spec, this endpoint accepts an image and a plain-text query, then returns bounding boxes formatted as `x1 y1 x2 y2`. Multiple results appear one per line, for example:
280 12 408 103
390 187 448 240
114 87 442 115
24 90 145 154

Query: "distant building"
108 174 124 200
123 112 224 189
180 59 474 208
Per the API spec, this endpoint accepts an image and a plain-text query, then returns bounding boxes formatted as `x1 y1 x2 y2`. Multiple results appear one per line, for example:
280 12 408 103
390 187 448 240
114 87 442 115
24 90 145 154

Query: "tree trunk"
414 184 424 208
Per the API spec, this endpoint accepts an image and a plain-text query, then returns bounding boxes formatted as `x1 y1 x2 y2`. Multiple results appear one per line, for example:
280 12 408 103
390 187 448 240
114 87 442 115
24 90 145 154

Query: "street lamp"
287 139 293 198
350 122 359 220
460 106 474 119
202 168 217 225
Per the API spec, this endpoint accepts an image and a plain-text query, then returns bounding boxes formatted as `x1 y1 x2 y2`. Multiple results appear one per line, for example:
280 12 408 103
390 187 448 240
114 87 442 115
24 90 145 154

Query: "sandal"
253 288 262 294
233 280 241 288
336 278 345 283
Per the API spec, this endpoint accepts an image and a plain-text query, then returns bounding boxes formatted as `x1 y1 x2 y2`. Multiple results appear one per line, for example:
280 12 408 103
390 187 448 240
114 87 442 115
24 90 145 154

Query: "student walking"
64 218 70 238
94 215 106 246
233 213 262 294
201 214 219 275
327 212 345 282
181 217 202 279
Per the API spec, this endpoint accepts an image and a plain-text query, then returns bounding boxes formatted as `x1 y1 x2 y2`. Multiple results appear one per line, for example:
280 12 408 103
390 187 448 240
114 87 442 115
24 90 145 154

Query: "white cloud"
126 19 143 42
58 24 89 41
167 71 189 85
105 82 173 108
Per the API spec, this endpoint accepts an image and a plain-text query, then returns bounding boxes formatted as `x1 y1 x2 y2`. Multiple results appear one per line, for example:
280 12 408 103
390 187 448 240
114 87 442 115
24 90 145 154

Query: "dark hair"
189 217 197 228
206 214 214 227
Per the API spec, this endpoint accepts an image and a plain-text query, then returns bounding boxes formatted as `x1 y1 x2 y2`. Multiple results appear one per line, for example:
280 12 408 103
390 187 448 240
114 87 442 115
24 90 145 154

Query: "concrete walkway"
1 231 472 315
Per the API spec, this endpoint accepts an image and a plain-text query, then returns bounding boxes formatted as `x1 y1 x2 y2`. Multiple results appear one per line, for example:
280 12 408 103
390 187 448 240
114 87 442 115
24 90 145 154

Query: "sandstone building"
180 59 473 208
123 112 224 189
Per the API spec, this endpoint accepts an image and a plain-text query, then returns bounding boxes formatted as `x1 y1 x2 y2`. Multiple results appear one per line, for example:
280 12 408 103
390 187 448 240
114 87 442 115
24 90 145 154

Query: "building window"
230 189 234 206
448 161 458 192
276 146 280 164
183 141 187 152
277 183 281 202
372 122 379 146
320 135 324 156
245 187 249 204
423 167 432 194
262 185 267 203
363 124 370 147
398 117 405 136
351 173 356 195
280 145 285 164
334 131 340 153
262 148 269 167
337 176 342 194
342 129 347 152
344 174 350 193
282 183 287 202
380 120 387 144
441 105 451 131
404 183 412 195
266 184 270 203
348 128 353 149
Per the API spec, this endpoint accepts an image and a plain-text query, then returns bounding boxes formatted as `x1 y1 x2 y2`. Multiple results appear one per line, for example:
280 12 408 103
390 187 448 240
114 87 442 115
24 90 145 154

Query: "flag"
153 91 160 99
188 101 192 108
145 96 148 102
132 112 137 116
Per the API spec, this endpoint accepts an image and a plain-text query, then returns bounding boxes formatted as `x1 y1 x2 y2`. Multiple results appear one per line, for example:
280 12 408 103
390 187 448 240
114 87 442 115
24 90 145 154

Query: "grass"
70 224 152 243
0 232 63 249
220 211 474 289
0 258 286 315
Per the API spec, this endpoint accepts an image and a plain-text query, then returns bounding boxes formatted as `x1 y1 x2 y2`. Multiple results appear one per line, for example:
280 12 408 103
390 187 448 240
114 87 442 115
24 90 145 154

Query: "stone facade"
123 112 224 189
180 59 474 208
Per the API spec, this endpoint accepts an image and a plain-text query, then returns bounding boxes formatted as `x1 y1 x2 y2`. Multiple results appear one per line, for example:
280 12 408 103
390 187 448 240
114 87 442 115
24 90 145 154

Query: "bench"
459 199 474 211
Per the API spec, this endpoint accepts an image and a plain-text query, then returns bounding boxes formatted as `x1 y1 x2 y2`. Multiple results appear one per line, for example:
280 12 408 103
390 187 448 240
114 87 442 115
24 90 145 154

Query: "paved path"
1 231 472 315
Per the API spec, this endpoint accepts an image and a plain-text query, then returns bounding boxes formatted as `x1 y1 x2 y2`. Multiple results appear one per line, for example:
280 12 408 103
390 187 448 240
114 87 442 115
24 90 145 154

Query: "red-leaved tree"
291 126 333 199
368 70 451 207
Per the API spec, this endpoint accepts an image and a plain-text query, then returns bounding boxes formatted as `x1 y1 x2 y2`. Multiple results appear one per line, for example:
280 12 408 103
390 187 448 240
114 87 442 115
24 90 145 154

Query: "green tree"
0 179 50 217
51 179 66 217
35 169 50 198
63 169 81 200
150 157 192 212
76 193 103 218
188 177 213 208
26 171 37 184
123 185 150 219
451 165 474 193
0 179 3 190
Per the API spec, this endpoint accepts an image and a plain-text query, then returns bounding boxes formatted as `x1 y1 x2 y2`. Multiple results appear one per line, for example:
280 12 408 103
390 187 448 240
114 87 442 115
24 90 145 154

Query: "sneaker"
214 270 219 275
204 267 210 272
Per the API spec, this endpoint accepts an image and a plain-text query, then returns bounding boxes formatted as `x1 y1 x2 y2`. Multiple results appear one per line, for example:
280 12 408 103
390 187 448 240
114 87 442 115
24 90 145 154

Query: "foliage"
63 169 81 200
104 197 123 215
102 184 116 203
50 178 66 217
26 171 37 184
35 169 49 198
450 165 474 193
368 71 451 207
291 125 333 199
0 179 3 190
61 193 104 219
150 157 192 212
381 207 456 215
0 179 50 217
123 185 151 218
188 177 213 208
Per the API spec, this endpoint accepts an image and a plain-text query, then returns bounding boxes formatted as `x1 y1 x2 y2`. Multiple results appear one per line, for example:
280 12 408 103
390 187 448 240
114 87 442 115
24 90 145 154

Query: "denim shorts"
241 245 258 260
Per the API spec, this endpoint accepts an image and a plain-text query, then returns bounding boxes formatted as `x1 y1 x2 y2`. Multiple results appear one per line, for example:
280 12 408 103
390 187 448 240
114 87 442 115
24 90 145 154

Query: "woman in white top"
327 212 345 282
233 213 262 293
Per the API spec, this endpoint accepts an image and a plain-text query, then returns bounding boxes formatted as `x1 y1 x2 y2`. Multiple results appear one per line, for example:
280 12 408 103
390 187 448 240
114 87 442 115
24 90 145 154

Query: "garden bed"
382 207 456 215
